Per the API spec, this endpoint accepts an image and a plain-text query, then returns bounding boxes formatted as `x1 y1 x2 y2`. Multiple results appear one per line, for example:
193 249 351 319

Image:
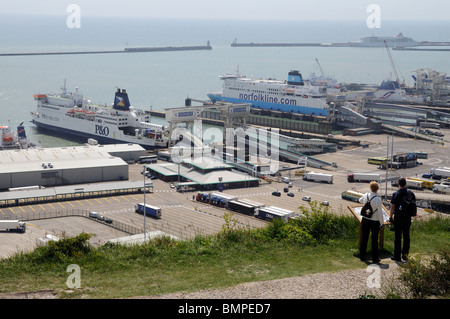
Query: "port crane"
384 40 405 87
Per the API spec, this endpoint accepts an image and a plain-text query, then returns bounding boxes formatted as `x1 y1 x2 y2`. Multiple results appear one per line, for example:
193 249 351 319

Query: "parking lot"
1 130 449 259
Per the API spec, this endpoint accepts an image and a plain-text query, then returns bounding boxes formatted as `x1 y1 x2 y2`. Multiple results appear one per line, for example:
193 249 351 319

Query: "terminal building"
145 157 260 191
0 143 146 190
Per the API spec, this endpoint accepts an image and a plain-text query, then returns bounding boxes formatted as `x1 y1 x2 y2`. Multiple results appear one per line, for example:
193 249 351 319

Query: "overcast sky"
1 0 449 20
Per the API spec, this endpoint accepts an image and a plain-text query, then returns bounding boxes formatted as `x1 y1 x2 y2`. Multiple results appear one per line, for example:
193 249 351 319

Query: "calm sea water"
0 14 449 147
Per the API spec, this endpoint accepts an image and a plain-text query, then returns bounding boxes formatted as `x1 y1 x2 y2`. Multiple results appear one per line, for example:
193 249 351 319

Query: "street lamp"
142 167 147 242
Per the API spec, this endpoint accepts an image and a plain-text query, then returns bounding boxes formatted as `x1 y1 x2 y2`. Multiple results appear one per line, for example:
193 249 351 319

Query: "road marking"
120 196 129 201
76 200 84 207
66 201 75 207
48 203 55 210
18 206 25 213
103 197 112 204
112 197 120 203
94 198 103 205
0 208 4 215
9 207 15 214
27 205 36 212
57 202 65 208
39 204 46 211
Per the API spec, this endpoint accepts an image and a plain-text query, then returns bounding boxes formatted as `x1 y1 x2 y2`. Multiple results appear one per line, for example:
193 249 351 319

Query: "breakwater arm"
0 42 212 57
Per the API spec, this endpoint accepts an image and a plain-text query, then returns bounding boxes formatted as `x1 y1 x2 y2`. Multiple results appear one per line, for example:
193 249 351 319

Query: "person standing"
390 177 416 262
359 181 384 263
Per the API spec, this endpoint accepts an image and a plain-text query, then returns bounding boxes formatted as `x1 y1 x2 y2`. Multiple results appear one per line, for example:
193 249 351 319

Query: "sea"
1 14 449 147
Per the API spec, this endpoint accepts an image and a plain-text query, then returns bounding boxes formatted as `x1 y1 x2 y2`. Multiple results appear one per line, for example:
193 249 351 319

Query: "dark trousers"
360 218 380 262
394 219 411 259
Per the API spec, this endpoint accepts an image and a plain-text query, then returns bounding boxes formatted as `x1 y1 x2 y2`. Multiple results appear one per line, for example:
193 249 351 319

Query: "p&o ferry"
207 69 334 116
31 84 168 149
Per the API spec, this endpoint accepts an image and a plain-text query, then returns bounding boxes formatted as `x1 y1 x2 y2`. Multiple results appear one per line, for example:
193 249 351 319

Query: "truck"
0 220 26 233
209 192 238 206
254 206 294 222
347 173 380 183
135 203 161 219
303 172 333 184
408 177 435 190
432 184 450 194
430 168 450 179
419 122 440 129
404 178 424 190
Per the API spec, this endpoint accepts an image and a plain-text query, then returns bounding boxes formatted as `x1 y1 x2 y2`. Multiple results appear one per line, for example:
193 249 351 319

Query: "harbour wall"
0 43 212 57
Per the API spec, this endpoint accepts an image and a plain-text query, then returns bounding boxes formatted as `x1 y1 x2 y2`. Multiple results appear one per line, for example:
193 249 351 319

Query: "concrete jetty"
0 42 212 57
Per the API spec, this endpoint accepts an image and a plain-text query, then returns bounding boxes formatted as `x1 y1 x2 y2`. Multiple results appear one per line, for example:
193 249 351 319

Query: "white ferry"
374 80 425 103
349 33 418 48
31 85 168 150
0 121 35 150
207 69 331 116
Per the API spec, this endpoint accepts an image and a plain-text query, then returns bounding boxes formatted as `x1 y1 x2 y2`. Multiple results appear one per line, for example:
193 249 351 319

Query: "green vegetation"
0 202 448 299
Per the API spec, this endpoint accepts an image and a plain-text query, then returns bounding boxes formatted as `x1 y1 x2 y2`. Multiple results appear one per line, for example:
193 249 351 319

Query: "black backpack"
395 189 417 217
361 194 378 218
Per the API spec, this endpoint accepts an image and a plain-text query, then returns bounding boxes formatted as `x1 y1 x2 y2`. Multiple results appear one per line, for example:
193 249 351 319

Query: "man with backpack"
390 177 417 262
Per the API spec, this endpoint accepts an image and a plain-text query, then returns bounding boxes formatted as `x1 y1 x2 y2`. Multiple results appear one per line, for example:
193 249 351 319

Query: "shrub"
36 232 93 263
398 247 450 299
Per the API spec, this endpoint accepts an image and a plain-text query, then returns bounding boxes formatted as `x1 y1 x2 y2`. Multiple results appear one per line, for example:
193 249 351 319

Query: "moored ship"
31 84 168 149
0 121 35 150
207 69 332 116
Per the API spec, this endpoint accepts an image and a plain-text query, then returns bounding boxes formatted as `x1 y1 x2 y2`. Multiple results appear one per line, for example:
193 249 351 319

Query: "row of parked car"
89 211 113 224
271 179 329 206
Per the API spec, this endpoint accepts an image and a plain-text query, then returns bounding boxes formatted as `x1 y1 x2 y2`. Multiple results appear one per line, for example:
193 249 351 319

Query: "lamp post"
143 167 147 243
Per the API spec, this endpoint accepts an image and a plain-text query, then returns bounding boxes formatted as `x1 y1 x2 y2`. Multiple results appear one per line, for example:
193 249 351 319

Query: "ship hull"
207 93 328 116
31 118 167 150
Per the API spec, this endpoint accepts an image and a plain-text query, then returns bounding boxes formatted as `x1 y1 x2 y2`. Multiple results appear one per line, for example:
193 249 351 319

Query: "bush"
36 232 93 263
398 247 450 299
254 203 358 246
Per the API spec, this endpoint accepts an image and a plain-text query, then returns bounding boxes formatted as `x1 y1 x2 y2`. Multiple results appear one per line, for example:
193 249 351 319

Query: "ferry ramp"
381 124 448 143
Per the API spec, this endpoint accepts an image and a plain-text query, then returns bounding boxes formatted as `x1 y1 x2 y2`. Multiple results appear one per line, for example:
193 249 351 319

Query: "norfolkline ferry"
31 84 168 149
207 69 334 116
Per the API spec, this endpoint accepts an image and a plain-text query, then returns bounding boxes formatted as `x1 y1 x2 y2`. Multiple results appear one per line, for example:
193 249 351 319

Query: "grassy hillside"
0 204 448 299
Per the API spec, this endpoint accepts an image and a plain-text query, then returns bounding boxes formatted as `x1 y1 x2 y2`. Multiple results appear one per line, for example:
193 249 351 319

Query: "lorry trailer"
433 184 450 194
430 168 450 179
0 220 26 233
303 172 333 184
135 203 161 219
347 173 380 183
254 206 294 222
227 200 258 215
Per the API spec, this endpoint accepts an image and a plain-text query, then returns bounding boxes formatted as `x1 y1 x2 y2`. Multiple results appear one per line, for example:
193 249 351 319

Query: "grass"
0 206 448 299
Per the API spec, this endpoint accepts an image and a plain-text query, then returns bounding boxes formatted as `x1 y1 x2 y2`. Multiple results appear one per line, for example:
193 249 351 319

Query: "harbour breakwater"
0 42 212 57
230 41 450 48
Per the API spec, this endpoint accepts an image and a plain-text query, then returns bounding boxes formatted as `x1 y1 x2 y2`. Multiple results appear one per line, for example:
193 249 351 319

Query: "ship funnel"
113 88 131 111
17 125 27 139
287 70 304 86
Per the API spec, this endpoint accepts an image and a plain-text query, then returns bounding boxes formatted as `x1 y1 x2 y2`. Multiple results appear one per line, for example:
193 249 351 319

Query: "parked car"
283 187 289 193
320 201 329 206
302 196 311 202
287 192 294 197
89 212 98 218
97 215 105 221
272 191 281 197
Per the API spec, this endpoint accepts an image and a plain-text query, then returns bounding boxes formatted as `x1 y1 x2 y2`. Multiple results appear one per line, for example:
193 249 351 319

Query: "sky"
1 0 449 20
